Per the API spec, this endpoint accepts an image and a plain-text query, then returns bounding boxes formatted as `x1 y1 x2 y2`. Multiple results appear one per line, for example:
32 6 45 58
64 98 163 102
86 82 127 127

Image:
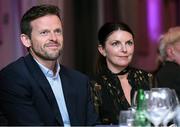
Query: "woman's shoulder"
129 67 152 77
129 67 153 89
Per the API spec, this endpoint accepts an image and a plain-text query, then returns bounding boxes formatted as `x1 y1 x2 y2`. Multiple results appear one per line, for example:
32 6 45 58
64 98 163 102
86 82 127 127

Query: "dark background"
0 0 180 76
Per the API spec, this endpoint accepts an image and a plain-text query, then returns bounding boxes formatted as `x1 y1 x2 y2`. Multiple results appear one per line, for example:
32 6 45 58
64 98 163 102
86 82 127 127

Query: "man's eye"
55 29 62 34
40 31 49 35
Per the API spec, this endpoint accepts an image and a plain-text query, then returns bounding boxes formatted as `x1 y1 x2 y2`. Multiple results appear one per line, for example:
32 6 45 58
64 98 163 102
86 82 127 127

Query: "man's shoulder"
60 65 88 79
157 61 180 75
164 61 180 70
0 56 29 85
0 56 26 74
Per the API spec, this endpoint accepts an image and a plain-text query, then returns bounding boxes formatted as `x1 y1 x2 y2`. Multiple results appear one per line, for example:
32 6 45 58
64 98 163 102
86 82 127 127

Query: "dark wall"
176 0 180 25
73 0 98 76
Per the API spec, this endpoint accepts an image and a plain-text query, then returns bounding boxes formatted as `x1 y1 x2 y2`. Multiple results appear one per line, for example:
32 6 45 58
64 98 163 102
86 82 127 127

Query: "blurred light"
147 0 162 43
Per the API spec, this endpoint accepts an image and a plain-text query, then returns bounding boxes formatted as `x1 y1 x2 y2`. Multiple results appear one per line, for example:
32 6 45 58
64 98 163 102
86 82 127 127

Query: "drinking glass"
131 90 151 111
145 88 172 127
162 89 179 126
131 91 138 112
119 110 135 127
174 105 180 126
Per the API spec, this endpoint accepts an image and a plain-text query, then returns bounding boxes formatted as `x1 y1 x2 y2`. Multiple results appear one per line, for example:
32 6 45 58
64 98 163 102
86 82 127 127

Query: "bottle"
134 88 150 127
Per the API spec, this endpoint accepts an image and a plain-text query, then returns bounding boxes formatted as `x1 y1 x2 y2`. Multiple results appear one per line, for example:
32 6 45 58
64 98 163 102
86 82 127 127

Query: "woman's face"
98 30 134 73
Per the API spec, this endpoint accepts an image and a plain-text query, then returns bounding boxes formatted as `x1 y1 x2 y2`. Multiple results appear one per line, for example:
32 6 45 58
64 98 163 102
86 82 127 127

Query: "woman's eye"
126 40 134 45
112 41 120 46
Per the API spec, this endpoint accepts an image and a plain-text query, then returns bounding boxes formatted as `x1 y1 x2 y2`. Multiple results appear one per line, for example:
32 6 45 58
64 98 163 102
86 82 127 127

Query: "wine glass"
131 90 151 111
162 89 179 126
145 88 172 127
131 91 138 112
174 105 180 126
119 110 135 127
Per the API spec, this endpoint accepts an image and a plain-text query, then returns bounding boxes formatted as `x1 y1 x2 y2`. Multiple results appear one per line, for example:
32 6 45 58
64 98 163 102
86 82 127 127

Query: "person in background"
156 26 180 100
0 4 98 126
90 22 152 125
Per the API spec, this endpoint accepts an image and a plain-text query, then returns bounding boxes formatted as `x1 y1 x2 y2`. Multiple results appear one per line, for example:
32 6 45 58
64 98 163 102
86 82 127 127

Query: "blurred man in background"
156 27 180 100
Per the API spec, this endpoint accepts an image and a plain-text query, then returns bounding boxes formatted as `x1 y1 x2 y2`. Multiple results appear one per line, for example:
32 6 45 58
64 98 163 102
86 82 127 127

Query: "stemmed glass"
131 90 151 111
162 89 179 126
131 91 138 112
145 88 172 127
119 110 135 127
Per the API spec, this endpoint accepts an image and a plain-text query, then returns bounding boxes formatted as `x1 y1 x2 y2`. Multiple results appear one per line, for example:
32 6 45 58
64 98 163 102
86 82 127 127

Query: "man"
0 4 98 126
156 27 180 100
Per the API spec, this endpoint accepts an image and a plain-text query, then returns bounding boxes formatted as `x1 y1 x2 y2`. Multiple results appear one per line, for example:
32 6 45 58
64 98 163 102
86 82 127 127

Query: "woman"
90 22 152 125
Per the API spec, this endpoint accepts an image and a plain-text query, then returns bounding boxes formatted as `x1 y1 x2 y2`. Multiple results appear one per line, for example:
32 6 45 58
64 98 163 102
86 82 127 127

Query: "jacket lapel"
24 54 63 125
60 66 77 125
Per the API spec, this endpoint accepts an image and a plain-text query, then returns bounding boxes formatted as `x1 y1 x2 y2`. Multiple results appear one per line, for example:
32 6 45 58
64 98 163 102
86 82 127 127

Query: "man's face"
172 42 180 65
29 15 63 62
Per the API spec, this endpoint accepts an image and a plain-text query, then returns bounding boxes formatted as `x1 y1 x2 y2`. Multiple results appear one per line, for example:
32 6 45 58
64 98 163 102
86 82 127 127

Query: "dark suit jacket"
0 54 98 126
156 61 180 100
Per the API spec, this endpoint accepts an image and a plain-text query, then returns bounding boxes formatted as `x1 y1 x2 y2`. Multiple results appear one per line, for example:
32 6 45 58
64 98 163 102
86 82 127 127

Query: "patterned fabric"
90 66 152 125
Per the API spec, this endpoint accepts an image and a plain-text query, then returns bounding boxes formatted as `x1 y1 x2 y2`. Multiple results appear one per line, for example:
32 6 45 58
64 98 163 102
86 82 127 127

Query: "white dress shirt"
35 60 70 126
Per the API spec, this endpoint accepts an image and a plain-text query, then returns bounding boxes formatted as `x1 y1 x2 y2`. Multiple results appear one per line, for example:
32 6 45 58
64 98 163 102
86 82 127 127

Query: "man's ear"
98 44 106 57
20 34 31 48
166 45 175 59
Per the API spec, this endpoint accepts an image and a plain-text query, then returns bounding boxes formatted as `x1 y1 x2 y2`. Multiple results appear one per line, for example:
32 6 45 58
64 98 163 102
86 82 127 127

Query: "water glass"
119 110 135 127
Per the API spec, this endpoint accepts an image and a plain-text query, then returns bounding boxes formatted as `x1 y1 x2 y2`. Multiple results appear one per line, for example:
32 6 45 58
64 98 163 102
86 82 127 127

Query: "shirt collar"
34 58 60 78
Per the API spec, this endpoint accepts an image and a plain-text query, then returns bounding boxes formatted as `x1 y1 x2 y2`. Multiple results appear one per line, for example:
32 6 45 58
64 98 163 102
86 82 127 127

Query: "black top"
156 61 180 100
90 66 151 125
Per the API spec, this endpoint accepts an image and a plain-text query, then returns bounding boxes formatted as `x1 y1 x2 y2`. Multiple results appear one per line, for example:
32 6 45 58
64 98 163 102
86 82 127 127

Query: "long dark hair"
96 22 134 73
